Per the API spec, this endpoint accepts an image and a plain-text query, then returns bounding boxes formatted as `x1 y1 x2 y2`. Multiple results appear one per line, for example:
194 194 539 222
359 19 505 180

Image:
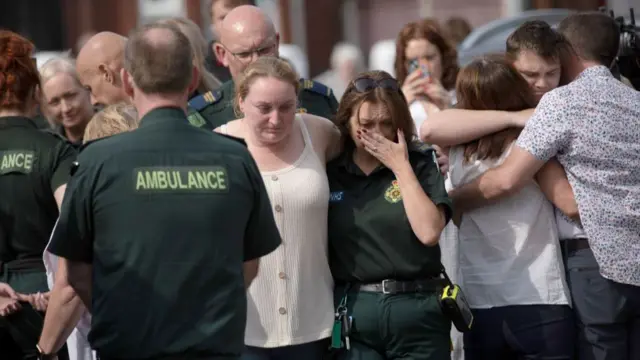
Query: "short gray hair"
39 56 80 86
124 22 193 95
330 42 365 72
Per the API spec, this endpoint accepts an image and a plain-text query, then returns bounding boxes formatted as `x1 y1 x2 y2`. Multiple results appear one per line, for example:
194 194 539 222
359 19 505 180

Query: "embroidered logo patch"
384 180 402 203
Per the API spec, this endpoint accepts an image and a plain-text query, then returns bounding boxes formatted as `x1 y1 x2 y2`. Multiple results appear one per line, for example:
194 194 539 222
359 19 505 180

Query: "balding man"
76 32 129 108
47 22 280 360
191 5 338 129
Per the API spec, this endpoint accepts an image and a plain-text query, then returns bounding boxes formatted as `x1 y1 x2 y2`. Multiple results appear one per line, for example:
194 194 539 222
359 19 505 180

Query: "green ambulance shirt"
327 144 453 283
48 107 281 359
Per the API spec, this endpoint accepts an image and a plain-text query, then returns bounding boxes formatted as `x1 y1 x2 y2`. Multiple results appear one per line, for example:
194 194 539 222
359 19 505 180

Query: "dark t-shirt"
327 145 452 283
0 116 76 262
48 107 281 358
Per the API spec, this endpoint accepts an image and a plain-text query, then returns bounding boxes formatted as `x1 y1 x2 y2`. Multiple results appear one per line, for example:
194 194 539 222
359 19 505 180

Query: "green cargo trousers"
333 285 451 360
0 265 49 360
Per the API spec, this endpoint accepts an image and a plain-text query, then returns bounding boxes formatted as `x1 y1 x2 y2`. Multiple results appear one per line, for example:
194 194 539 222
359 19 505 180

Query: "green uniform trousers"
333 285 451 360
0 265 49 360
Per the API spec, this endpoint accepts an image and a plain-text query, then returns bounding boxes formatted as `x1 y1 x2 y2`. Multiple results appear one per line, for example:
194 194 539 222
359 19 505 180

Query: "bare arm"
54 184 67 211
66 261 92 312
300 114 343 162
420 109 532 147
449 145 545 213
535 158 580 222
395 163 447 246
38 258 86 354
243 259 259 288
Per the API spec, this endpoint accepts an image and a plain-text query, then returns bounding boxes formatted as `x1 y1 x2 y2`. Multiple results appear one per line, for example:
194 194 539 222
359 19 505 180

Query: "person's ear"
99 64 115 85
28 86 42 118
188 66 200 95
121 68 135 98
238 95 246 114
214 42 228 66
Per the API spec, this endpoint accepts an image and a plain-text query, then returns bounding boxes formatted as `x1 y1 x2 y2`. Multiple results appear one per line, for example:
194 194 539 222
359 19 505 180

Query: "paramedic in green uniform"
188 5 338 129
46 23 281 360
0 30 76 359
327 71 453 360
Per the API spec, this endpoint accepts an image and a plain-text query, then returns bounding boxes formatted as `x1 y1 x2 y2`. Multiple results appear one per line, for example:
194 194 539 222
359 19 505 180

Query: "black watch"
36 344 57 360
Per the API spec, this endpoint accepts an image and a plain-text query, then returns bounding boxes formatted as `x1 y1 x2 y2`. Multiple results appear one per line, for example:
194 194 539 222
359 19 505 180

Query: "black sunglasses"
352 77 400 93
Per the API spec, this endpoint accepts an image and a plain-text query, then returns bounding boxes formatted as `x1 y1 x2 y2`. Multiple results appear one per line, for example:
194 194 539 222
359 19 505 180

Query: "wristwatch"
36 344 57 360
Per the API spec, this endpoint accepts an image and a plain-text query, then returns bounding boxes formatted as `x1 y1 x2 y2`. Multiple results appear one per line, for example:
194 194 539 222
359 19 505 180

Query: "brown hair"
0 30 40 111
83 102 138 142
456 55 536 162
506 20 567 62
234 56 300 116
394 20 459 90
158 18 222 92
124 22 193 95
445 17 473 46
557 12 620 67
336 70 414 148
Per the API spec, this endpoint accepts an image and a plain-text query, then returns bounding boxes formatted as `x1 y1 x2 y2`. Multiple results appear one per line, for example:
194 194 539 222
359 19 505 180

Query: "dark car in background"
457 9 573 66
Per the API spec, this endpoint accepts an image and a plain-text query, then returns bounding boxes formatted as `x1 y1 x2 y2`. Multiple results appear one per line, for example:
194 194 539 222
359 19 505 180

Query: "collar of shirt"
138 107 188 128
0 116 38 130
575 65 613 82
335 142 425 177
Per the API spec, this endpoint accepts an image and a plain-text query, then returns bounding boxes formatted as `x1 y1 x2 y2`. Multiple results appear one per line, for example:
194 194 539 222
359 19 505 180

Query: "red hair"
0 30 40 111
394 20 459 90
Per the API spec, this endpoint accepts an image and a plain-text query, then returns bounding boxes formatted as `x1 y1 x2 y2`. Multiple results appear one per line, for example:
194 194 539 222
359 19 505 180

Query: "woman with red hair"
0 30 76 360
395 19 459 134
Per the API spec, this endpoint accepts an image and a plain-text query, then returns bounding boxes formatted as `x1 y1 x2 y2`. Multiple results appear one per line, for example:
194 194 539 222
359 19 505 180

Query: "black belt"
563 238 590 253
357 278 446 294
98 354 237 360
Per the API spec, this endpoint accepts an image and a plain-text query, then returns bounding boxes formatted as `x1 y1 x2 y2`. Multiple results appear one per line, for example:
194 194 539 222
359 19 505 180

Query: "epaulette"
410 140 434 154
300 79 334 98
214 132 248 147
188 90 222 111
410 140 440 171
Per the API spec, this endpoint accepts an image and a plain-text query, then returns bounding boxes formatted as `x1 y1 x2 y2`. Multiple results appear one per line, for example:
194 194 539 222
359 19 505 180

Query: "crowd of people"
0 1 639 360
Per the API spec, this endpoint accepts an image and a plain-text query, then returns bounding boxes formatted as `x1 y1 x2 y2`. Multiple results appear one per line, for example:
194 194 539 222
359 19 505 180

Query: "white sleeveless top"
448 143 570 309
221 116 334 347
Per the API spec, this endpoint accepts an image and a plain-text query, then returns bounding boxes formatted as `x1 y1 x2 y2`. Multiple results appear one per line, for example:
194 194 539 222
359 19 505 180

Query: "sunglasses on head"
352 77 400 93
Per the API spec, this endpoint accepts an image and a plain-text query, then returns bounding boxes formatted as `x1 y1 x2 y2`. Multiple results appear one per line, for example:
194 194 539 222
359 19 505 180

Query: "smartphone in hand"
408 59 430 78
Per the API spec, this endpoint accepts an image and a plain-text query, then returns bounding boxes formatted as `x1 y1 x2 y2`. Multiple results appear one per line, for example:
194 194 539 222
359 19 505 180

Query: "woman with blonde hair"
83 102 138 141
158 17 222 94
216 56 340 359
39 56 94 146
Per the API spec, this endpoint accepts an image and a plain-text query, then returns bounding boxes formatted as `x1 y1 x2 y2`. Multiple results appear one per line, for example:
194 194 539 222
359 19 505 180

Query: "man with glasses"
190 5 339 129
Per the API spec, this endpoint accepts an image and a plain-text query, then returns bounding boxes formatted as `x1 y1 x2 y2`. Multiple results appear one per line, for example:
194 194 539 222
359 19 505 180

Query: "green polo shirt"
48 107 281 359
0 116 76 263
327 145 452 283
187 78 339 130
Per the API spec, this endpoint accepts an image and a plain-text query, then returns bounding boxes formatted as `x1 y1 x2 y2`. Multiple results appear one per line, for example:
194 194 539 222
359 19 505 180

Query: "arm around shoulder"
535 158 580 222
301 113 343 161
420 109 525 147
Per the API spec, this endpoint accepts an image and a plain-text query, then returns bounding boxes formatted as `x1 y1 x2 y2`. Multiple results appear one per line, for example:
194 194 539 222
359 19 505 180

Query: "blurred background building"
1 0 635 77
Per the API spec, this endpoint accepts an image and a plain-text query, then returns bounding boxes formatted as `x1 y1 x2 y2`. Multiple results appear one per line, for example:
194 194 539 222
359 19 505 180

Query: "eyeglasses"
352 77 400 93
219 38 278 64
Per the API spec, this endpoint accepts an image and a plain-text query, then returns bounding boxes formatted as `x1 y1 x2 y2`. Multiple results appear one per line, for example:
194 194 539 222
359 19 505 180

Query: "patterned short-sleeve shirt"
516 65 640 286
